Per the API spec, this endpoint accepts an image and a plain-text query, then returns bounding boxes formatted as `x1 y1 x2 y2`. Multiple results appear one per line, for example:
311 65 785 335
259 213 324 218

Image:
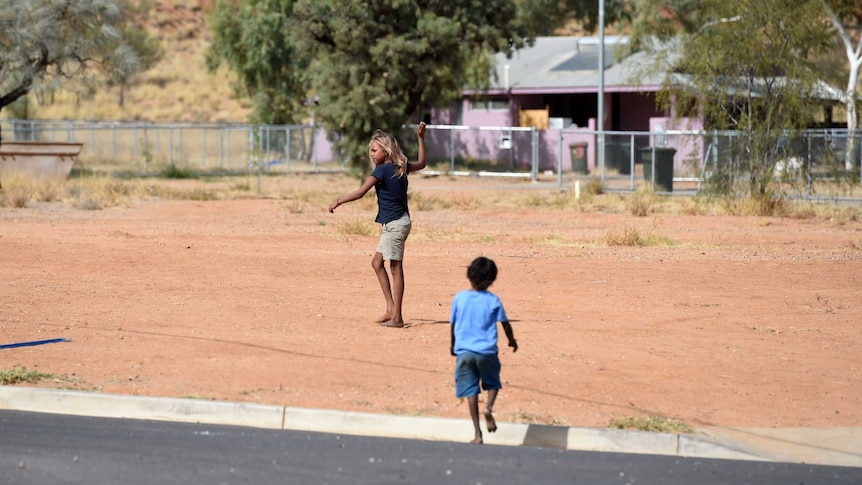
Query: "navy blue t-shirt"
371 163 410 224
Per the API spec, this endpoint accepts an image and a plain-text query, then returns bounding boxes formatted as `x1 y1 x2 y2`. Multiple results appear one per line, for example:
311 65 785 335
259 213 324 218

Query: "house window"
470 97 509 112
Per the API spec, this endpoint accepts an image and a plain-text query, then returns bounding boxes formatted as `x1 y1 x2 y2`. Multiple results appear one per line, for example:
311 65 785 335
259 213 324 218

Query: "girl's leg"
467 395 483 443
387 259 404 326
371 252 394 323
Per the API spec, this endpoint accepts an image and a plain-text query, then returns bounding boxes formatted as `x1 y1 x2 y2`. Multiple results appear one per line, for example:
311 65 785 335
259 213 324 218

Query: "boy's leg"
484 389 498 433
455 352 483 444
371 252 394 323
467 395 483 444
476 354 502 433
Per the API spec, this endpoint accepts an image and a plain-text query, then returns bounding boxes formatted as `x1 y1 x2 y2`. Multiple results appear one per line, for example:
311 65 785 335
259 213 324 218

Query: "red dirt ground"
2 175 860 430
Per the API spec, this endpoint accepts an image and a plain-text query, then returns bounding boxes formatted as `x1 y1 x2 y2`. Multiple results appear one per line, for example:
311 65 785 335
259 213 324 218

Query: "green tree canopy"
0 0 140 113
291 0 536 166
628 0 837 195
206 0 306 125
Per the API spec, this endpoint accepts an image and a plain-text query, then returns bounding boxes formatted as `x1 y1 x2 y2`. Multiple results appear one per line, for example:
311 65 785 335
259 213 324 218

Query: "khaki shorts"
376 213 412 261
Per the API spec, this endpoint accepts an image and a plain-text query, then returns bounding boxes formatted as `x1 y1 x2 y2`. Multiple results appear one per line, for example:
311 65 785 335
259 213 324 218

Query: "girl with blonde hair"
328 122 427 328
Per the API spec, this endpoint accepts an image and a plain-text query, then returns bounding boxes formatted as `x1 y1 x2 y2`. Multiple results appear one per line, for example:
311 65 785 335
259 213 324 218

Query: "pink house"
424 36 702 173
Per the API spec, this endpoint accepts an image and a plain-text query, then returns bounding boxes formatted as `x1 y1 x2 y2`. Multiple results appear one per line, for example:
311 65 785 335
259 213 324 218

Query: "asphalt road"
2 410 859 485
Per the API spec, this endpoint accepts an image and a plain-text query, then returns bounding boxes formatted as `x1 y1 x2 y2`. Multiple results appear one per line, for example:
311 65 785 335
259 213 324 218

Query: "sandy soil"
2 174 861 430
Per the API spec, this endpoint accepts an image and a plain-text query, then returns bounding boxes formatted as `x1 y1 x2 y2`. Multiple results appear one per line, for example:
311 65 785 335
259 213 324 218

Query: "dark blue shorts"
454 351 502 398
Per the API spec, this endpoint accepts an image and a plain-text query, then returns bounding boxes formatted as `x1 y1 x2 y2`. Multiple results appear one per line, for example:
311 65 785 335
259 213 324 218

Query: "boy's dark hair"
467 256 497 291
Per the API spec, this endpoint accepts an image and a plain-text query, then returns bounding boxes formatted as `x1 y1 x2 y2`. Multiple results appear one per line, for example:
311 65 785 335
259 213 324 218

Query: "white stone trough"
0 141 84 181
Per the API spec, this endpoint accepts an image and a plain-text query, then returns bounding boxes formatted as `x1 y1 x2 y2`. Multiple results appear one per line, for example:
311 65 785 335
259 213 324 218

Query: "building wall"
615 92 662 131
459 99 511 127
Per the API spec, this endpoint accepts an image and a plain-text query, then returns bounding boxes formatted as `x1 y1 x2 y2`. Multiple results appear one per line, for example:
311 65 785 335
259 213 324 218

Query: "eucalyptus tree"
821 1 862 171
0 0 139 113
206 0 306 125
291 0 537 167
630 0 836 196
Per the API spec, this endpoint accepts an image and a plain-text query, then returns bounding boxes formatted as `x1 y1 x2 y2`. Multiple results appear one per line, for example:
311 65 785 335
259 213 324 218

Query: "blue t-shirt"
371 162 410 224
450 290 508 355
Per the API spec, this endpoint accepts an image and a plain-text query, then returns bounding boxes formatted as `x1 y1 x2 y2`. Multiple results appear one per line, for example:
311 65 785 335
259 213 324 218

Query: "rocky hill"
32 0 252 123
25 1 585 124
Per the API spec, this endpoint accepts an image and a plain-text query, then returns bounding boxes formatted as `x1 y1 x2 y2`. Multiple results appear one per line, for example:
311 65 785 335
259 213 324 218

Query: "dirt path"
2 175 860 429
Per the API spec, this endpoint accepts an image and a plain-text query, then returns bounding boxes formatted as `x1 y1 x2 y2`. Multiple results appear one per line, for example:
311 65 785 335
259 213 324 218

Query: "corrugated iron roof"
478 36 666 94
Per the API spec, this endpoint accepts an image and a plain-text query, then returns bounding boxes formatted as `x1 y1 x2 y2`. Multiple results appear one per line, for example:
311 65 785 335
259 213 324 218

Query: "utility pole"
598 0 606 187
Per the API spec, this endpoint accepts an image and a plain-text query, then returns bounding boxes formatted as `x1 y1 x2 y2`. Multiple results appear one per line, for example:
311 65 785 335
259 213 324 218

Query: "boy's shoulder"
454 289 501 301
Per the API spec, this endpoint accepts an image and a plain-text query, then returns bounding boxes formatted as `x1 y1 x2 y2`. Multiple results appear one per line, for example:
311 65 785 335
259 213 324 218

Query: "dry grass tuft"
722 192 792 217
507 408 570 427
0 366 62 385
629 184 654 216
605 218 675 247
336 217 374 237
607 415 693 433
64 177 146 209
0 173 36 208
522 233 574 247
412 226 491 243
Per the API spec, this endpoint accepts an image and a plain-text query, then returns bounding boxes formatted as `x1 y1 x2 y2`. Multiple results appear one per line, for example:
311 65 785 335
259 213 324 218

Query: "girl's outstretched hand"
417 121 426 139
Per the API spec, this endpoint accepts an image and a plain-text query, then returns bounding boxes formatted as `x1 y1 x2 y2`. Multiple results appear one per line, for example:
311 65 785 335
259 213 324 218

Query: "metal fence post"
557 130 563 189
132 125 137 161
219 128 224 169
285 126 291 173
248 128 254 170
531 126 538 181
312 123 318 172
257 126 263 194
448 128 454 172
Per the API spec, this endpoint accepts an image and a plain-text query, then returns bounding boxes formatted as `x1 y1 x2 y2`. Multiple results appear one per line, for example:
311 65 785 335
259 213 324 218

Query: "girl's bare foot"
470 435 483 444
375 312 393 323
379 320 404 328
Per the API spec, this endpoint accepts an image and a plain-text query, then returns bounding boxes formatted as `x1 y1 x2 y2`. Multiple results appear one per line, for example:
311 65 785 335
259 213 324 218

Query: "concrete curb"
1 387 859 467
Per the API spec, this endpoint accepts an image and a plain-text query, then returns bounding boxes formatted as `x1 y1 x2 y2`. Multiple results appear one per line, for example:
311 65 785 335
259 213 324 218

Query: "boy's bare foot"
484 411 497 433
379 320 404 328
375 312 393 323
470 437 483 444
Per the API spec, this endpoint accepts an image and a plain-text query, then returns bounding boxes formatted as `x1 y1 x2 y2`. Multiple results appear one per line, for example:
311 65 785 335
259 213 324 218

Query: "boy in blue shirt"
450 256 518 444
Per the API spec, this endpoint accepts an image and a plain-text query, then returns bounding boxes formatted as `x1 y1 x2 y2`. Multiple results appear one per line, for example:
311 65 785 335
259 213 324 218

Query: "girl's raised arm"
410 122 427 172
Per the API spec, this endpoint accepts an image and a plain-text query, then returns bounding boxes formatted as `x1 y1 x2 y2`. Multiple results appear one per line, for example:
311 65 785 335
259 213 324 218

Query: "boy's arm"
500 321 517 352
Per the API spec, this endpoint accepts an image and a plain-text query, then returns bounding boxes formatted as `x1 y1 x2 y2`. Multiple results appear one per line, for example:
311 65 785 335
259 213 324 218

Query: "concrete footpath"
1 386 859 468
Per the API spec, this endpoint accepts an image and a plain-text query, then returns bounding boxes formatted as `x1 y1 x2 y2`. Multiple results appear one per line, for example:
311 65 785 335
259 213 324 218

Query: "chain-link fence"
554 128 862 202
2 119 860 201
0 120 333 175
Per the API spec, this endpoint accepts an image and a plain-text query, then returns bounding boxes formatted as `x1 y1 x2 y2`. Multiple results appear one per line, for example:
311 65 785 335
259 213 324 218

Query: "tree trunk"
823 2 862 171
844 61 860 171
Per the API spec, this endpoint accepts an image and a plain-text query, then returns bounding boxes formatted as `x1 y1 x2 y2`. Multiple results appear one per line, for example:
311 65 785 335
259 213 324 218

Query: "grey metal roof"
484 36 668 94
482 36 842 102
